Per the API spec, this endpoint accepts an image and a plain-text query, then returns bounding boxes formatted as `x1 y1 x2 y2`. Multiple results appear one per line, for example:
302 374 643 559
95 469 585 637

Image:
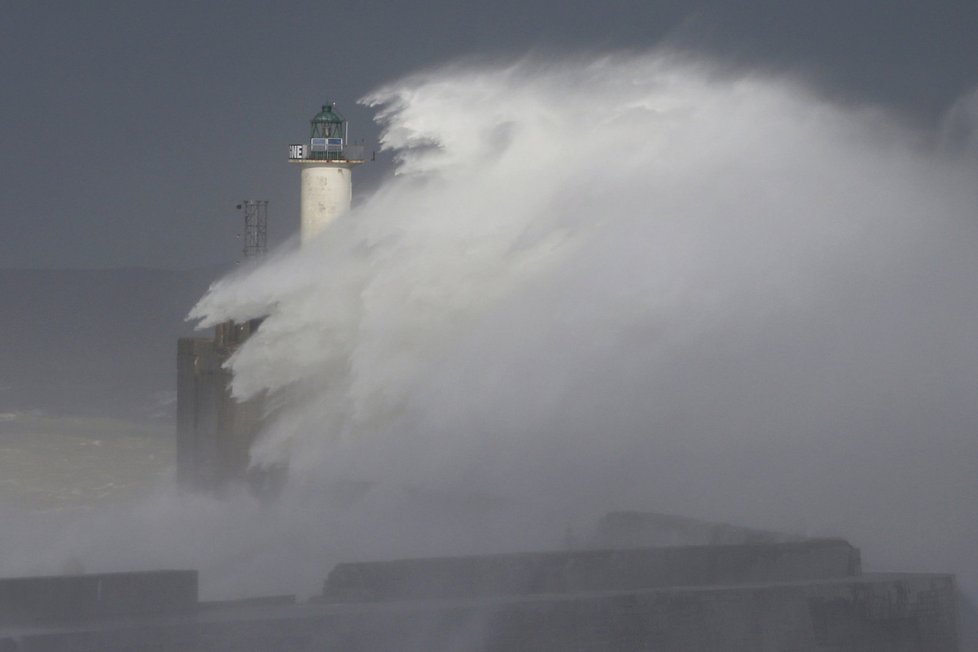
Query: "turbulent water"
5 51 978 604
190 51 978 591
197 51 978 510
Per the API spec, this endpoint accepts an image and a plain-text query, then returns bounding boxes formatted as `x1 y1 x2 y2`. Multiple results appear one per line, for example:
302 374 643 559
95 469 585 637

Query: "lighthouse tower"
289 102 365 243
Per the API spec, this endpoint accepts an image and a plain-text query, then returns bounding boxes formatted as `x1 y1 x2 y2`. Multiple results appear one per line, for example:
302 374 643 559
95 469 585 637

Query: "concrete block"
322 539 860 602
0 570 197 624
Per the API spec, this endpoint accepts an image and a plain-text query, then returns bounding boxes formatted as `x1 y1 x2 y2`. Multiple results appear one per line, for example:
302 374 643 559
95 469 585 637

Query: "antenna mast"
237 200 268 260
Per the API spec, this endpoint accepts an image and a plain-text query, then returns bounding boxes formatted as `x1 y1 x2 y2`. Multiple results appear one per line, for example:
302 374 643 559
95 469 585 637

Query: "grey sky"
1 0 975 269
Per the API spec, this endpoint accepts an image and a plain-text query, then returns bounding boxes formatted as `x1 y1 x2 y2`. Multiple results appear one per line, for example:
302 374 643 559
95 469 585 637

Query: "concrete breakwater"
0 539 959 651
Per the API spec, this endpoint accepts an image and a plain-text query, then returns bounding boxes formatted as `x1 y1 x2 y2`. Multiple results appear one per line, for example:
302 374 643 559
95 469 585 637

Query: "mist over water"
4 52 977 606
188 51 978 594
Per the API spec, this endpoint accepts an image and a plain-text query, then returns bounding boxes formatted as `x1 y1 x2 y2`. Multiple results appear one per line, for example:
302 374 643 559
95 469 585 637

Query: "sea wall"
322 539 860 602
8 574 956 652
0 570 197 624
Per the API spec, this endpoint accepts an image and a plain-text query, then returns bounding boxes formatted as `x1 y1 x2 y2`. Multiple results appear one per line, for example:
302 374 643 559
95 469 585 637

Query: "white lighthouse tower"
289 102 365 243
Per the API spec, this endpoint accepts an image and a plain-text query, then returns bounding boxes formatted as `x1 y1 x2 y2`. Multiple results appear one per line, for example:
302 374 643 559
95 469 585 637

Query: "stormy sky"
1 3 978 633
1 0 976 269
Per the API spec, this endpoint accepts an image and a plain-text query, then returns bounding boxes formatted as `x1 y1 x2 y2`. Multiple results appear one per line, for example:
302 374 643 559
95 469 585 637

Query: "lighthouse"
176 103 366 495
289 103 365 243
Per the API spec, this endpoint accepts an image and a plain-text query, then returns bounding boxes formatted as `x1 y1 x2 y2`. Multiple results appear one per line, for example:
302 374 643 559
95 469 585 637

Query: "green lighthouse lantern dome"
308 102 347 160
311 102 345 139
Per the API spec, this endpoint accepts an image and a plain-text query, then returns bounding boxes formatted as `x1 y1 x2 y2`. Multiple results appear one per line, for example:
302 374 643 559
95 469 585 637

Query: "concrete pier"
0 541 958 651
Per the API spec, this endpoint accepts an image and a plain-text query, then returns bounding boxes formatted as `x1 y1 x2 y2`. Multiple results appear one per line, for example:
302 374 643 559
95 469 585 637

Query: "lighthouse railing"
342 144 365 161
289 143 367 161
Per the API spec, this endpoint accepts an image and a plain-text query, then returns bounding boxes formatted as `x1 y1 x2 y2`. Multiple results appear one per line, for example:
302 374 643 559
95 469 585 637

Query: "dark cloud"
0 1 975 268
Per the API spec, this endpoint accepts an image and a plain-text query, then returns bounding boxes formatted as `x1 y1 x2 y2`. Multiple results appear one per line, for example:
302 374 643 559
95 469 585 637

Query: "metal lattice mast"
237 200 268 260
